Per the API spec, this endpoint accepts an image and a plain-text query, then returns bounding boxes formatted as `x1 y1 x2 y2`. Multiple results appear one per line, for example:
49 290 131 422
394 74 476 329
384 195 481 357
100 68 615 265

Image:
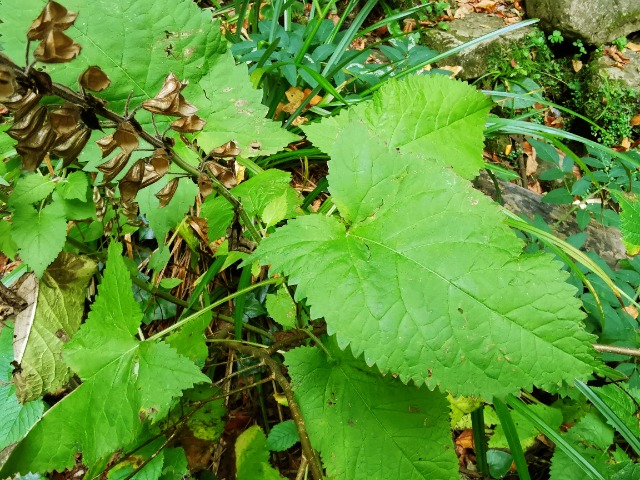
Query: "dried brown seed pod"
79 66 111 92
33 30 81 64
28 1 78 41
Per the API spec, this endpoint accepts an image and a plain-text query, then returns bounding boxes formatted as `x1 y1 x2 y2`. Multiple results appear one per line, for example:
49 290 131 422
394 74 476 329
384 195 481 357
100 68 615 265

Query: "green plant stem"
0 54 262 245
147 278 280 341
220 340 324 480
471 405 489 476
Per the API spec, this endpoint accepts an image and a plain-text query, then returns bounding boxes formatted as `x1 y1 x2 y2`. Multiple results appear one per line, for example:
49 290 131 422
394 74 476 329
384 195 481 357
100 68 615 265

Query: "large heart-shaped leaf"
253 77 601 398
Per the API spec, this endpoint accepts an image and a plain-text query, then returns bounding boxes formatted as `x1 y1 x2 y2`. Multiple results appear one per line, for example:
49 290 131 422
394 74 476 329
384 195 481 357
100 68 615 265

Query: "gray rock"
422 13 534 80
525 0 640 45
593 49 640 93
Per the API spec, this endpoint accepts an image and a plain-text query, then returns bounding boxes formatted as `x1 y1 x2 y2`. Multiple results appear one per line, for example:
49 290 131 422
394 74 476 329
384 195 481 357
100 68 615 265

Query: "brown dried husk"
97 152 131 183
28 1 78 40
155 178 179 207
119 159 145 202
33 30 81 64
142 73 196 117
79 66 111 92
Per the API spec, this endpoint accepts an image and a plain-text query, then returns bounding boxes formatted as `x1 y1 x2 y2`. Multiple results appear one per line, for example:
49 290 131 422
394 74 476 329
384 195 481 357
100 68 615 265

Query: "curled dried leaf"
33 30 81 64
96 134 118 158
79 66 111 92
97 151 130 183
0 66 16 101
141 73 196 117
198 173 213 197
170 115 205 133
119 159 145 202
52 127 90 167
28 1 78 40
155 178 179 207
113 122 139 154
49 103 80 135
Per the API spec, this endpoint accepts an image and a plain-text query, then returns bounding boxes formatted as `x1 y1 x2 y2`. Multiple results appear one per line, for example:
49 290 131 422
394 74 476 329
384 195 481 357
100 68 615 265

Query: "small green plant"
548 29 564 44
613 35 628 51
573 39 587 57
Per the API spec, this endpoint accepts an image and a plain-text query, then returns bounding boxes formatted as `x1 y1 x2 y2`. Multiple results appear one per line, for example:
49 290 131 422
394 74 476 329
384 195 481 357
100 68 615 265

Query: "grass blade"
493 398 531 480
507 395 606 480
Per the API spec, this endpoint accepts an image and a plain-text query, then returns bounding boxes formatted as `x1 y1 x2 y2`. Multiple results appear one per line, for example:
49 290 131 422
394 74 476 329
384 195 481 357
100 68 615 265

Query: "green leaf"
190 53 299 157
107 436 165 480
254 118 599 399
159 278 182 289
159 448 189 480
13 254 97 402
611 191 640 255
8 174 56 207
166 384 225 442
266 420 299 452
235 425 284 480
284 340 458 479
1 0 226 112
265 287 297 329
304 75 492 179
550 413 613 480
261 193 288 227
57 171 89 201
0 220 18 259
0 243 209 475
490 403 562 450
201 195 234 242
11 200 67 278
201 169 301 242
166 311 211 367
137 176 199 242
0 322 45 451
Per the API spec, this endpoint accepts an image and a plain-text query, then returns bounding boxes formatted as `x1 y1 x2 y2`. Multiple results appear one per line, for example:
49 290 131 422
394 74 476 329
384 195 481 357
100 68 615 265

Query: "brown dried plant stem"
0 55 262 245
593 343 640 358
220 340 323 480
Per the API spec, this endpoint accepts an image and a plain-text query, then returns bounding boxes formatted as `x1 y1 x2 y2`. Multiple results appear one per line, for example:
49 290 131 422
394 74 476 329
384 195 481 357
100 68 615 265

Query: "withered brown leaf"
33 30 81 64
155 178 179 207
28 1 78 40
79 66 111 92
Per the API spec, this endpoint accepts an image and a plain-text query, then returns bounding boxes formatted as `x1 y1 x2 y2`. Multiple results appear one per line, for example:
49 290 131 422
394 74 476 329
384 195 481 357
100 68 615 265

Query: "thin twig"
594 343 640 358
221 341 323 480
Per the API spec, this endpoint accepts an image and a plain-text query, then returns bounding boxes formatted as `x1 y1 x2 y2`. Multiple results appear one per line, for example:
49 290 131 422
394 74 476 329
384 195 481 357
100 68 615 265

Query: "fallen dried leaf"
572 59 583 72
631 114 640 126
